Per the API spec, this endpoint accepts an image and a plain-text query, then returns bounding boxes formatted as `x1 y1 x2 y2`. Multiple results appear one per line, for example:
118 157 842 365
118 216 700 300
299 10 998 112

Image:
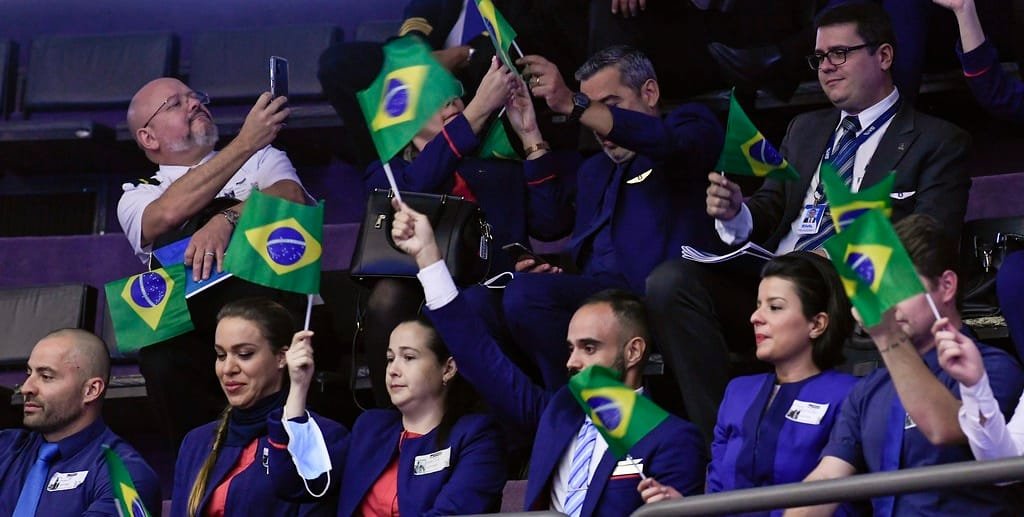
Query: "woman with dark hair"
639 252 858 514
170 298 348 517
276 316 507 516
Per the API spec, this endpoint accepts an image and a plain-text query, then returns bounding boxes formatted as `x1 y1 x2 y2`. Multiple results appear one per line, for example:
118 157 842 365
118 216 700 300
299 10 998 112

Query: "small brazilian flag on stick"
356 35 464 162
478 117 519 160
475 0 519 71
222 190 324 295
105 264 193 352
820 162 895 232
102 445 151 517
715 90 799 182
568 365 669 459
823 210 925 327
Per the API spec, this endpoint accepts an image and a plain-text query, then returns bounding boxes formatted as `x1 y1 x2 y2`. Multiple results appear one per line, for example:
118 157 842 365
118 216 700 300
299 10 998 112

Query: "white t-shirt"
117 146 300 264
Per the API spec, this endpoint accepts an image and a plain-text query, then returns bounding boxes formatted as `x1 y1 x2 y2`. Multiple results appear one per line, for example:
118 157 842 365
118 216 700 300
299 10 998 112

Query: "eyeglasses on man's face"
806 43 877 70
142 90 210 128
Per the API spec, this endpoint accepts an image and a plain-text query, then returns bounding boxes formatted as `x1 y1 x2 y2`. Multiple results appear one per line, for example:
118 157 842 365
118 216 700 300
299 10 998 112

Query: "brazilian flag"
820 162 895 232
222 190 323 295
356 36 463 162
475 0 519 71
568 365 669 459
104 264 193 352
715 90 799 182
102 445 151 517
823 210 925 327
477 117 519 160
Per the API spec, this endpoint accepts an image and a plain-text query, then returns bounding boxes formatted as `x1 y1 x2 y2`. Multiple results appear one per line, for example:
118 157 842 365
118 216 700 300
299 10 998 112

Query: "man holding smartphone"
117 77 309 448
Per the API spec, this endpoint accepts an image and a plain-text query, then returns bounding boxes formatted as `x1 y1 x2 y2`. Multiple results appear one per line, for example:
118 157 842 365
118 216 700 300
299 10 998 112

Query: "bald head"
127 77 188 138
128 77 218 165
41 328 111 386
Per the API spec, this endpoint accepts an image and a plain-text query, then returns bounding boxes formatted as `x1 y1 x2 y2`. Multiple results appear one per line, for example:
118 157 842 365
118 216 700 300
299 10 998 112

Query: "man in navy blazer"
500 45 724 389
645 2 972 446
389 201 707 517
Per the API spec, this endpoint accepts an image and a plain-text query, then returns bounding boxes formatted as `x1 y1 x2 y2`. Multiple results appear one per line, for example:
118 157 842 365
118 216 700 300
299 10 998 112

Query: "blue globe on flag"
384 78 410 117
837 208 870 229
587 396 623 431
129 272 167 308
266 227 307 266
747 138 783 166
847 252 876 285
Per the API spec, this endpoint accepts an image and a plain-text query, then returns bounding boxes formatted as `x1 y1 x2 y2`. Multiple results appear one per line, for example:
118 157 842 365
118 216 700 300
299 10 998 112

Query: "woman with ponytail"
639 252 861 515
170 298 348 516
275 316 507 516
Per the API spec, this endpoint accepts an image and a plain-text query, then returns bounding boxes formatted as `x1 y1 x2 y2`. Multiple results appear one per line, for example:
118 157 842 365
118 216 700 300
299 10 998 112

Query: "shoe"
708 42 798 102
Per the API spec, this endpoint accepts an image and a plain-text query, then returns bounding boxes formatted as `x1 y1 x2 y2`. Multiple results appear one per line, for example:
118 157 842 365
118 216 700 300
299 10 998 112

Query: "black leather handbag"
959 216 1024 319
350 189 493 286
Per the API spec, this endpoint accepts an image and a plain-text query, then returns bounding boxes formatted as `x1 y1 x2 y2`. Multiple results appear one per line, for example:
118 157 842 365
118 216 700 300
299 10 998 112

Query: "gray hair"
574 45 657 91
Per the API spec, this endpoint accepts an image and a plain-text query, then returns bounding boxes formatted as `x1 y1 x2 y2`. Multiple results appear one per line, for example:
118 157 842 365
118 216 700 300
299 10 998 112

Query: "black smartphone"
270 56 289 98
501 242 548 265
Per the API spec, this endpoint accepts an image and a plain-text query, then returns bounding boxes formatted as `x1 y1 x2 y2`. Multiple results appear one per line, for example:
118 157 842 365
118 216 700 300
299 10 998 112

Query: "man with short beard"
117 78 310 449
0 329 160 515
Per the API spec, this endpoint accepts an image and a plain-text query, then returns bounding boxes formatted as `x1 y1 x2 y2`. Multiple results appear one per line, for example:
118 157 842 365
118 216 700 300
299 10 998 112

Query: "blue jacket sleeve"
521 150 579 241
958 39 1024 123
426 292 552 434
363 114 479 194
647 418 709 497
605 103 724 170
267 410 351 502
423 416 508 516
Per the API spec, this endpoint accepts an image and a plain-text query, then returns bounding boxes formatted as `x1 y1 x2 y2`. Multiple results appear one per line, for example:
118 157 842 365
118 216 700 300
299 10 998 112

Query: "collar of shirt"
52 417 107 460
836 87 901 136
156 150 218 183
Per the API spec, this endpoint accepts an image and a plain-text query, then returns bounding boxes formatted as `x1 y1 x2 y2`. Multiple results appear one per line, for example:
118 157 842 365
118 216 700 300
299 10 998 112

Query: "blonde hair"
187 406 232 517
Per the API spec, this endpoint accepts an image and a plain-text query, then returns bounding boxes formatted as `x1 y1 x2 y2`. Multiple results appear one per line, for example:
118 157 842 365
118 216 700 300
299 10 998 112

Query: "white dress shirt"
958 373 1024 460
716 87 901 254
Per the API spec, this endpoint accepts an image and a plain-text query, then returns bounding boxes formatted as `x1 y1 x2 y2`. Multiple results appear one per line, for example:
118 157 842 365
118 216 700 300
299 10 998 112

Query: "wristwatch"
568 92 591 122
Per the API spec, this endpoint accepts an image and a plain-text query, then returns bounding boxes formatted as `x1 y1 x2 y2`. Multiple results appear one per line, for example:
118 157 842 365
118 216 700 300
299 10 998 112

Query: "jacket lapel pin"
626 168 653 184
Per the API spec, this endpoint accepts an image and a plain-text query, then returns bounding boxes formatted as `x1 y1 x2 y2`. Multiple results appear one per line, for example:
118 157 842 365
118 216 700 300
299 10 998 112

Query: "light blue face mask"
283 411 333 497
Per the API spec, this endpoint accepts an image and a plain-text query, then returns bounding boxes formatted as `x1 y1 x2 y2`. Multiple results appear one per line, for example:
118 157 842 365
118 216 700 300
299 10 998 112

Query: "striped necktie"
794 115 861 251
13 442 60 517
563 419 598 517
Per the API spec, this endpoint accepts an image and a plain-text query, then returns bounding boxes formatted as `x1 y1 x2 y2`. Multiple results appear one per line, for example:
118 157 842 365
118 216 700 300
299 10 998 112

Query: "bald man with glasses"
645 2 972 446
117 78 310 448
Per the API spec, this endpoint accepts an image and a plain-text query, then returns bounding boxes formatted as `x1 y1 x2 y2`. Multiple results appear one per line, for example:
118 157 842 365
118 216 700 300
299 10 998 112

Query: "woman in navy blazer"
276 316 508 516
171 298 348 517
639 252 860 515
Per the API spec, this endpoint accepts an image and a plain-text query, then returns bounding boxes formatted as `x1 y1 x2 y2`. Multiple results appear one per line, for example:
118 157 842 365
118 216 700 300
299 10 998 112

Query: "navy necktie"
13 442 60 517
794 115 861 251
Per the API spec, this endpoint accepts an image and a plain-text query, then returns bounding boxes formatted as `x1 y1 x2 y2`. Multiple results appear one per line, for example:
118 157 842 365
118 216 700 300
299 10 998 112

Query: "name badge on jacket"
47 471 89 491
785 400 830 425
611 457 644 477
413 447 451 475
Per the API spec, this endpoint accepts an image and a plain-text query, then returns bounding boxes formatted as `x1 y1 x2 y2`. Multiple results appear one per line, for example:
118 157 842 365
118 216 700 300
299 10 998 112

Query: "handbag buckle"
374 213 387 229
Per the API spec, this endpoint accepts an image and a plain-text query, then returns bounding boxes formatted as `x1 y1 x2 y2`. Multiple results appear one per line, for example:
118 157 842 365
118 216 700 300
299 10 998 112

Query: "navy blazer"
428 293 707 516
172 411 347 517
365 113 575 271
746 101 971 250
523 103 723 292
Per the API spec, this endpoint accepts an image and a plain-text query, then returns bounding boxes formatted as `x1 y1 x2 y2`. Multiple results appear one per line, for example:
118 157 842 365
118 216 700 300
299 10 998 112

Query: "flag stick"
925 292 942 321
304 294 313 331
511 40 524 60
382 161 403 204
625 454 647 480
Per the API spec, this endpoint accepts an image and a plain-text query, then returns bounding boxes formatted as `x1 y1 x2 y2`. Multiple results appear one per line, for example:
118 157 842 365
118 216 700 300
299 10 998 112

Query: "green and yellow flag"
823 210 925 327
477 117 519 160
568 365 669 459
820 163 895 232
475 0 518 70
222 190 324 294
105 264 193 352
102 445 151 517
715 91 799 182
356 35 464 162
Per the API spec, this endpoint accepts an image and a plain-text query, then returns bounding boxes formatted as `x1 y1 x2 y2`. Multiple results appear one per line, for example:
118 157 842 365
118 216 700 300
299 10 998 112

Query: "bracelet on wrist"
523 141 550 156
220 209 240 228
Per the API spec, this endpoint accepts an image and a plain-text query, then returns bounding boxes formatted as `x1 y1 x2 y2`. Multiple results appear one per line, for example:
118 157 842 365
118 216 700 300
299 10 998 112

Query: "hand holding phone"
270 56 289 99
502 242 547 265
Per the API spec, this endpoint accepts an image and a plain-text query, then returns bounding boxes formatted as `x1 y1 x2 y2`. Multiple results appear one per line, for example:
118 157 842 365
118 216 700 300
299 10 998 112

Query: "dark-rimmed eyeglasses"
806 43 877 70
142 90 210 128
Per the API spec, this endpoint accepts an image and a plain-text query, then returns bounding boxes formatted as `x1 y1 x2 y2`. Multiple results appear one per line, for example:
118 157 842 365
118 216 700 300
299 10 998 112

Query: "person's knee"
502 274 554 320
645 259 703 304
998 251 1024 303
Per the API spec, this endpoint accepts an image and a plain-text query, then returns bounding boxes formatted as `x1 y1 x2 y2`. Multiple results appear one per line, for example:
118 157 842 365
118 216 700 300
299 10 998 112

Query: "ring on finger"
204 251 216 257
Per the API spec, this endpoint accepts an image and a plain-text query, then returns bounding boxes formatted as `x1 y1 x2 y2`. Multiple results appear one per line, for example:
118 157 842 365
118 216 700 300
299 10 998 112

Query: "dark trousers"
138 278 304 450
502 272 630 389
645 259 767 447
998 250 1024 361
